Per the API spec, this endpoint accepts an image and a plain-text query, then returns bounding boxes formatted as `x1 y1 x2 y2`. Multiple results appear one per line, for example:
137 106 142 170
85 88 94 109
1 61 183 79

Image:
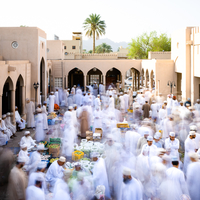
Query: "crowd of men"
1 82 200 200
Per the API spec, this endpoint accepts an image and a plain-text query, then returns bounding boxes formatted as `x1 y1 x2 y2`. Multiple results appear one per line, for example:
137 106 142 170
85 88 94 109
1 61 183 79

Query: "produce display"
48 144 60 149
47 112 57 119
50 157 59 163
72 150 84 161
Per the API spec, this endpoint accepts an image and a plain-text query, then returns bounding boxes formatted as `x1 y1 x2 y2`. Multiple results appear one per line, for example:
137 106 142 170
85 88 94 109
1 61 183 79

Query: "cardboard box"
95 128 103 137
86 131 93 137
117 123 129 128
86 136 93 141
93 138 101 142
49 145 60 157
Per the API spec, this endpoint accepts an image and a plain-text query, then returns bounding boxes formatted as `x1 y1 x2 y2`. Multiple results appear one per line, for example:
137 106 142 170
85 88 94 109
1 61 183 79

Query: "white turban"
169 132 175 137
24 131 30 135
21 143 27 149
17 156 27 163
123 167 131 176
59 156 66 163
189 131 196 136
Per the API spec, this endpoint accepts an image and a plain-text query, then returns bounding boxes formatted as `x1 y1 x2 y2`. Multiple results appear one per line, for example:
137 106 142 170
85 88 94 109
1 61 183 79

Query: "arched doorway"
15 75 24 115
48 69 51 94
68 68 84 90
2 77 13 115
87 68 103 85
40 58 45 102
106 68 121 89
141 68 144 88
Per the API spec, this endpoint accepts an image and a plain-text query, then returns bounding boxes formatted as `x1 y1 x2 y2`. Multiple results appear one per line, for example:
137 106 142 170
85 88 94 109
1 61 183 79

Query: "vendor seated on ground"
18 143 30 166
45 156 66 192
15 106 26 130
20 131 37 151
71 163 90 178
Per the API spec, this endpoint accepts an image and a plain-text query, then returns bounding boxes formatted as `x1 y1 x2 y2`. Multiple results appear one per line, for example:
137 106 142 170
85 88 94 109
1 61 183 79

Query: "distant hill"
83 38 129 52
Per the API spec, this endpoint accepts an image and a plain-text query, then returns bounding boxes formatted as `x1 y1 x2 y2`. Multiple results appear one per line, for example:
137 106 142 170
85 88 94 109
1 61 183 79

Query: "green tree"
88 50 93 54
95 43 113 53
83 14 106 53
128 31 171 59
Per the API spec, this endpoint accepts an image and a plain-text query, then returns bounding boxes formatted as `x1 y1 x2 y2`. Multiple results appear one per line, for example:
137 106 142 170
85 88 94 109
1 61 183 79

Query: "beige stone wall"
155 60 176 98
0 27 47 102
47 40 64 60
148 51 171 59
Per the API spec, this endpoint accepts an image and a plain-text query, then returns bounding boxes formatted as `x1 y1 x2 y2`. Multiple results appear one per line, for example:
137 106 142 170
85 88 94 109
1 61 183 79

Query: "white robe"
41 105 48 130
20 136 36 150
151 103 158 118
1 120 12 138
28 172 46 193
166 167 189 200
62 111 75 156
108 97 115 110
26 185 45 200
123 94 129 112
141 143 157 158
5 116 16 134
27 151 41 174
18 149 30 164
93 109 102 132
48 95 55 113
15 110 26 129
54 91 59 106
25 101 35 128
119 96 125 113
93 158 111 199
187 161 200 200
125 130 141 156
165 138 179 157
0 130 8 146
120 177 143 200
94 98 101 110
35 113 45 142
45 160 64 190
184 137 197 174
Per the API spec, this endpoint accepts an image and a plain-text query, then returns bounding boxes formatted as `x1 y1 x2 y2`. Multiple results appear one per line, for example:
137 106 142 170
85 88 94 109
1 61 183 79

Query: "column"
132 70 134 91
121 74 124 89
84 75 87 91
65 76 68 89
144 72 147 88
134 71 137 91
103 74 106 86
0 95 2 119
11 90 15 124
21 86 25 117
141 73 143 87
138 73 140 90
149 72 152 90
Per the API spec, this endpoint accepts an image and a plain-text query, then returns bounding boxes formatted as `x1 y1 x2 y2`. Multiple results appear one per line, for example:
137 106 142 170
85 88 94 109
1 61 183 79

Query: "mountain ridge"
82 38 129 52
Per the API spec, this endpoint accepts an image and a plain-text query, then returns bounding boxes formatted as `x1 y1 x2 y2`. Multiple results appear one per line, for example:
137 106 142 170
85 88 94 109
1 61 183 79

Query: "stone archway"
40 57 45 102
87 68 103 85
15 75 24 115
2 77 14 115
68 68 84 90
106 68 121 89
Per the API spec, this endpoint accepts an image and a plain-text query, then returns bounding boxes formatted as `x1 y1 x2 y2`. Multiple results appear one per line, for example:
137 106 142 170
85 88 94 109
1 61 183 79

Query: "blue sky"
1 0 200 43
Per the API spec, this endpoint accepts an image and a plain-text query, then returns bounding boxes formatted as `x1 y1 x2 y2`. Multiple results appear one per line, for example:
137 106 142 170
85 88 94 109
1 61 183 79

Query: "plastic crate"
72 150 84 161
50 138 61 143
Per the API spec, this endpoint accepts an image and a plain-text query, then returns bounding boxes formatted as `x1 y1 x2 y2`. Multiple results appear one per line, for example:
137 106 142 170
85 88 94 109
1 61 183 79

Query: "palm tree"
95 43 113 53
83 14 106 53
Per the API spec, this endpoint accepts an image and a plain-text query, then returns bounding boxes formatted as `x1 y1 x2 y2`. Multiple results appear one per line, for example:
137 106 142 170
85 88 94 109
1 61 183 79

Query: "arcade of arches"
2 75 25 123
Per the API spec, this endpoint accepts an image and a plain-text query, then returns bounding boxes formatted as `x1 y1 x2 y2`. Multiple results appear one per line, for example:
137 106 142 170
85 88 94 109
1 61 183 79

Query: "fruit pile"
50 158 59 163
48 144 60 149
48 112 57 119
